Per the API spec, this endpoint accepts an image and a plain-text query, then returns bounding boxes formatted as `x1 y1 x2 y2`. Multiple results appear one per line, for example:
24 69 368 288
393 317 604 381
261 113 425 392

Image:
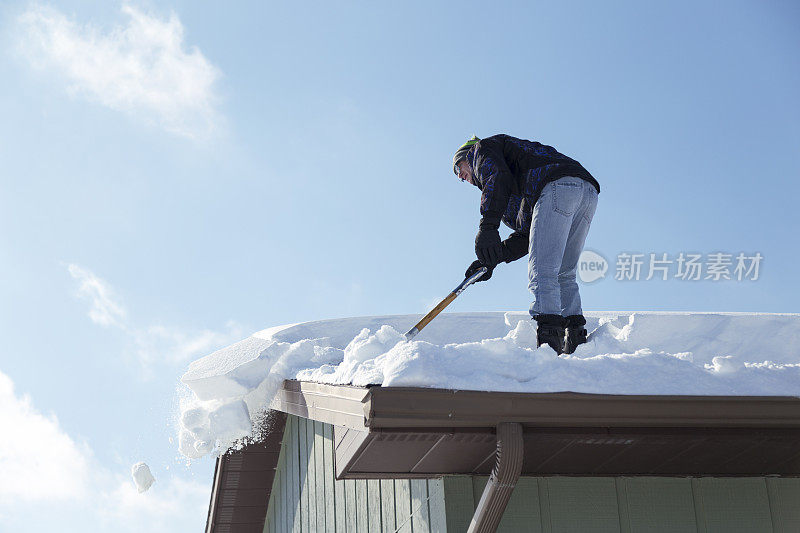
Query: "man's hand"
475 224 503 266
465 260 494 282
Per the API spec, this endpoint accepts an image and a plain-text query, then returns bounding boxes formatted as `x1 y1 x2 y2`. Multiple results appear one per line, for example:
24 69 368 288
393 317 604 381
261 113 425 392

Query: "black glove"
465 260 494 282
475 223 503 267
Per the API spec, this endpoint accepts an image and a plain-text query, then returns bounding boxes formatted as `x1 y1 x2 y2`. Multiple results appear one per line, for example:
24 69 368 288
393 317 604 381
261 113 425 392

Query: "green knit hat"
453 135 480 174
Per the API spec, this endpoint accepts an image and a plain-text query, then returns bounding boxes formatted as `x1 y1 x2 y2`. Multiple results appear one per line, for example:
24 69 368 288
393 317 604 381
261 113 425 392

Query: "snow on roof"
177 311 800 459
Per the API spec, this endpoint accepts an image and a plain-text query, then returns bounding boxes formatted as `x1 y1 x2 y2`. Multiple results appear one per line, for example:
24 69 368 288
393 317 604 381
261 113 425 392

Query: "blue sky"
0 1 798 530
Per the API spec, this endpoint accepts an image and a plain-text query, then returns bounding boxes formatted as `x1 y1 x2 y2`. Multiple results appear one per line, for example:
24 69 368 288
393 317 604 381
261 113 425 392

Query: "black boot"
563 314 588 355
534 314 565 354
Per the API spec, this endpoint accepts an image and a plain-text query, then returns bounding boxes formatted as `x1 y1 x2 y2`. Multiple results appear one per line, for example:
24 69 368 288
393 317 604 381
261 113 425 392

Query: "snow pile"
177 312 800 458
131 462 155 493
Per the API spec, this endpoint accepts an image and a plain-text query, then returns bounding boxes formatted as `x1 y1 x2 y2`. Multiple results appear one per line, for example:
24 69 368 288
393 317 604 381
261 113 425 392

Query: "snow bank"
177 312 800 458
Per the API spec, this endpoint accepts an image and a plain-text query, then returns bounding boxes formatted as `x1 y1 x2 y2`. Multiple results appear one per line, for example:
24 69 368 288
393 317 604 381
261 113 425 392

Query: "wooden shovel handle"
409 292 458 335
404 266 487 340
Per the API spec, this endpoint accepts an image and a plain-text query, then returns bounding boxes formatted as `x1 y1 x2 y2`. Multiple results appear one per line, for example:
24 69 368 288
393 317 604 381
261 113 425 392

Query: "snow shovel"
404 266 489 341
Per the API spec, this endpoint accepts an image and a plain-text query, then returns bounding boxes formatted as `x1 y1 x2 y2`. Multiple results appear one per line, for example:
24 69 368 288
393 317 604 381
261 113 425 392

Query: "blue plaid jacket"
464 134 600 262
467 135 600 233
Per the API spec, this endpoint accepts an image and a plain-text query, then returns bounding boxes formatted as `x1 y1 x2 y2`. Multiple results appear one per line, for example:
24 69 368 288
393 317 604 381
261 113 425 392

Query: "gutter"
271 380 800 431
361 387 800 429
468 422 524 533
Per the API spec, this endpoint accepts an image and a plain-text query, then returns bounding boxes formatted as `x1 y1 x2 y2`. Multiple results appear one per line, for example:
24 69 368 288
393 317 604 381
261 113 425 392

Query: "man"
453 134 599 354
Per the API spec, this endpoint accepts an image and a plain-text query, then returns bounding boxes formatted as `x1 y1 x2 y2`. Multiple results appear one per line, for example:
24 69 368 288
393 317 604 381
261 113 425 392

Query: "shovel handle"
404 266 488 341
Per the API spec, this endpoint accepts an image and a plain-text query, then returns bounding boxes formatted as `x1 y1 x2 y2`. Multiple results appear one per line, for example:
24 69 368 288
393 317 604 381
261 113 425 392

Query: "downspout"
467 422 524 533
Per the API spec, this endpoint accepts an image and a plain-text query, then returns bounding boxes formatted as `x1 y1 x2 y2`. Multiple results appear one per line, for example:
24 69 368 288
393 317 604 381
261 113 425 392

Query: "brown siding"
207 411 287 533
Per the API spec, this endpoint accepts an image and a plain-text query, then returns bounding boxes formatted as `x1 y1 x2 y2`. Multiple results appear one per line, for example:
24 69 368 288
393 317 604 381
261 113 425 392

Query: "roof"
270 380 800 478
207 380 800 531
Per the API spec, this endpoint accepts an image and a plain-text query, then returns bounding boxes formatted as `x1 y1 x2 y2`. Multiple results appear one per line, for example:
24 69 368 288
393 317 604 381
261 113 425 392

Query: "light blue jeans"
528 176 598 317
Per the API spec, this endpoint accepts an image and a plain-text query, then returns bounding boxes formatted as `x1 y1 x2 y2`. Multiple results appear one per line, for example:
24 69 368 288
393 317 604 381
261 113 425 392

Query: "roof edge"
364 387 800 429
267 380 800 430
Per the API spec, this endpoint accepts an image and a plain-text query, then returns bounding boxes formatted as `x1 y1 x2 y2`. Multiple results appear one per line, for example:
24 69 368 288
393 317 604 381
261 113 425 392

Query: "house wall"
443 474 800 532
264 415 800 532
264 414 446 533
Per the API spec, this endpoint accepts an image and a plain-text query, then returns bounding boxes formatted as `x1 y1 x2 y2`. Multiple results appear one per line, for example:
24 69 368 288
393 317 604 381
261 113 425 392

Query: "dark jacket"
465 134 600 262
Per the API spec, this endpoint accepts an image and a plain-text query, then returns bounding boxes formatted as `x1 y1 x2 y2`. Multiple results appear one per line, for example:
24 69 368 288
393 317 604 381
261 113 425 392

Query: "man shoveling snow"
453 134 600 355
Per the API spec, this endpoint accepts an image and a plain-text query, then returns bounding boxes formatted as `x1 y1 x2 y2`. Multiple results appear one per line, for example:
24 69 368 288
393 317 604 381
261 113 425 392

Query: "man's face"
456 160 475 185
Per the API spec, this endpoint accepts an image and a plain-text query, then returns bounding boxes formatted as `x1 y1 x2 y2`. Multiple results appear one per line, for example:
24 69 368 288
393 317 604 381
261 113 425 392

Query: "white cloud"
0 370 91 501
68 263 127 328
134 321 245 367
0 370 209 531
66 263 243 371
99 477 209 527
17 4 222 139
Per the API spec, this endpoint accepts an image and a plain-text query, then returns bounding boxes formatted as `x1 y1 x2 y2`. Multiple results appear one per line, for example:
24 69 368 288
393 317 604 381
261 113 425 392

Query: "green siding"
395 479 413 532
545 477 620 533
322 423 336 532
289 415 300 533
446 476 800 533
367 479 383 532
380 478 396 531
344 479 356 531
356 480 369 530
305 419 317 532
298 417 309 532
333 435 346 531
767 478 800 532
314 422 327 531
427 478 447 532
473 477 542 532
265 416 800 532
618 477 695 533
411 478 432 531
442 476 474 533
693 478 773 533
265 415 447 532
